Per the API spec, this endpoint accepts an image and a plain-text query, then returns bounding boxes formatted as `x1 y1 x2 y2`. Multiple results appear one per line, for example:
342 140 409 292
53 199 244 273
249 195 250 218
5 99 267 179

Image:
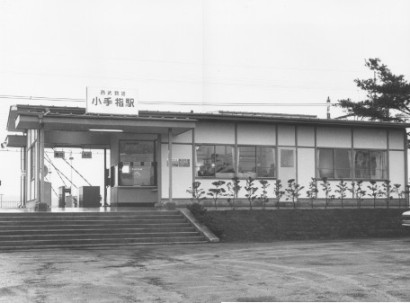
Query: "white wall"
389 130 405 150
237 123 275 145
161 130 193 144
317 127 351 148
278 147 296 199
354 129 387 149
161 143 193 199
389 150 405 187
195 121 235 144
297 126 315 147
297 148 315 197
278 125 295 146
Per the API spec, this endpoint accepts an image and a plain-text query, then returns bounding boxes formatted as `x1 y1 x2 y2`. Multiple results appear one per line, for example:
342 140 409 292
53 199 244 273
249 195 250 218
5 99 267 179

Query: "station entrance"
5 105 195 210
41 147 109 208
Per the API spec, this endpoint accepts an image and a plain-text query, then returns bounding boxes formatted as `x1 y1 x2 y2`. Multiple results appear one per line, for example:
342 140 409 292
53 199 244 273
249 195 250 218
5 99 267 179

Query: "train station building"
4 100 409 209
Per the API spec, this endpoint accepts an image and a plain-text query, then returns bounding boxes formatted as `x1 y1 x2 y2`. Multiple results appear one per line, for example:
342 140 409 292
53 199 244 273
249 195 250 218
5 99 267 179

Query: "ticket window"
118 141 156 187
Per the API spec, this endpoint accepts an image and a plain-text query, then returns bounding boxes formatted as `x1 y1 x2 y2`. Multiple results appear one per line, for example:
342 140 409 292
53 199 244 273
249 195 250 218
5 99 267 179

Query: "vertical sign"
86 87 138 115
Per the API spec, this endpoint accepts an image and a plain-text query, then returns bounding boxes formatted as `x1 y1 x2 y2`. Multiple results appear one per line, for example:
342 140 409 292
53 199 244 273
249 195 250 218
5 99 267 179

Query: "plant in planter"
244 177 258 210
226 176 241 210
380 180 393 208
273 179 285 209
186 181 206 205
306 177 318 209
285 179 304 209
335 179 349 208
258 179 270 209
367 180 381 208
354 180 366 208
207 180 226 209
320 177 332 209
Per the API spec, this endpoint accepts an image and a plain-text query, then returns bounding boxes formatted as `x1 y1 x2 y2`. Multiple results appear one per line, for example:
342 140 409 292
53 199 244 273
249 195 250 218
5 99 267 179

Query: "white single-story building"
5 104 409 208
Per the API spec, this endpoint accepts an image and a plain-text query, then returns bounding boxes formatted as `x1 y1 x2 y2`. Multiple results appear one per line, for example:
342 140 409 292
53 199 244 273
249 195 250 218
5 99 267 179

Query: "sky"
0 0 410 202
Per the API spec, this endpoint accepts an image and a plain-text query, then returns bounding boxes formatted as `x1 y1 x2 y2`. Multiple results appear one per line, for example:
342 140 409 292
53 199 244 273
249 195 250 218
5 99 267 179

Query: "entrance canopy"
6 105 196 148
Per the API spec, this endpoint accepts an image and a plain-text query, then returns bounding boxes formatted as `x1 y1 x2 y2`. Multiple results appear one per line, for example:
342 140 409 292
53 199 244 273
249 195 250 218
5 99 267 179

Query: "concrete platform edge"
179 208 219 243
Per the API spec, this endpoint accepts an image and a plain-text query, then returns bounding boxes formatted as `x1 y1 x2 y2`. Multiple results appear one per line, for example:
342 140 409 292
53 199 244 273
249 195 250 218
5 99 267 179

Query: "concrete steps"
0 210 208 250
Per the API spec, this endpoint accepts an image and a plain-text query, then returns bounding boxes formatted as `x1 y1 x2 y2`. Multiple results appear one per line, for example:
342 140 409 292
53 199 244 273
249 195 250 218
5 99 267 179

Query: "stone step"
0 209 209 250
0 239 209 251
0 214 182 220
0 235 206 247
0 231 200 241
0 212 181 219
0 225 195 234
0 218 188 225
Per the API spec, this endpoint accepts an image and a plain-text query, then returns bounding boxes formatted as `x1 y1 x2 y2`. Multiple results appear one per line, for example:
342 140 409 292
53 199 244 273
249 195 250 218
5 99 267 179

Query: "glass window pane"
355 150 370 179
256 147 276 178
238 146 256 178
119 141 155 186
318 149 333 178
215 145 235 178
334 149 351 179
370 151 386 179
280 149 294 167
196 145 215 177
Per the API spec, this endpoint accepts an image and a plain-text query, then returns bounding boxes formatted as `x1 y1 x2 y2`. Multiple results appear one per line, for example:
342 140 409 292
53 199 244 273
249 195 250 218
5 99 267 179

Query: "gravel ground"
1 238 410 302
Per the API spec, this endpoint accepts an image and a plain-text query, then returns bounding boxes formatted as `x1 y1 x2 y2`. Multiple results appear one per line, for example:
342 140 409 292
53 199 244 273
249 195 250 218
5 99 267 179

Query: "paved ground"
1 238 410 302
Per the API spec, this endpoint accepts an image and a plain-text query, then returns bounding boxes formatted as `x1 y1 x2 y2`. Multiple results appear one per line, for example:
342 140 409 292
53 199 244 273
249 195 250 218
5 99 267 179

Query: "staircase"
0 210 208 250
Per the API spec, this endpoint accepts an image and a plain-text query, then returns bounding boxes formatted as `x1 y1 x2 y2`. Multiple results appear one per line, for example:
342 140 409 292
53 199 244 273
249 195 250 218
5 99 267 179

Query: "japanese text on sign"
86 87 138 115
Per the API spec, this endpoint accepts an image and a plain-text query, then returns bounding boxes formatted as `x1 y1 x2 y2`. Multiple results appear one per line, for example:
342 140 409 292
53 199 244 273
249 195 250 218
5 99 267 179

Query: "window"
354 150 386 179
118 141 156 186
238 146 276 178
196 145 235 177
317 148 387 180
317 149 351 179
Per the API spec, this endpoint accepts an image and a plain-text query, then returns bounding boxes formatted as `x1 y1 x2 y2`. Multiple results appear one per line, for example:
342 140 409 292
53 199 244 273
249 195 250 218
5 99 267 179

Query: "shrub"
273 179 285 209
226 177 241 210
207 180 226 209
306 177 318 208
244 177 258 210
258 179 270 209
186 181 206 204
285 179 304 209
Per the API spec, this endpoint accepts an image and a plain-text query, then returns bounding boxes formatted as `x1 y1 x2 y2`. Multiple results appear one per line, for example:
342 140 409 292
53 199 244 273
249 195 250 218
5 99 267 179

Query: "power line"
0 94 337 106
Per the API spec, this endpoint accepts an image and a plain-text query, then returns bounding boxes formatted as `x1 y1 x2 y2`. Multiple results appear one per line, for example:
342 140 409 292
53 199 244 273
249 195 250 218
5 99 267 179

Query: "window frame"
237 145 276 179
195 144 236 178
316 147 388 181
353 149 387 181
195 144 276 179
118 140 157 187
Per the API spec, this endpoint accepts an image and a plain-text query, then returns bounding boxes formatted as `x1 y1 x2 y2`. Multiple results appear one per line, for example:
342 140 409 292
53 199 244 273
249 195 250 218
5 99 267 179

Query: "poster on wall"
166 159 190 167
178 159 190 167
86 87 138 115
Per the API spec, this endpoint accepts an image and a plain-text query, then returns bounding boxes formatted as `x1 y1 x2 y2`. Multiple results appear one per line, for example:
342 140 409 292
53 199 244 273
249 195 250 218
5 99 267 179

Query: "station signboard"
81 151 92 159
86 87 138 115
54 151 65 159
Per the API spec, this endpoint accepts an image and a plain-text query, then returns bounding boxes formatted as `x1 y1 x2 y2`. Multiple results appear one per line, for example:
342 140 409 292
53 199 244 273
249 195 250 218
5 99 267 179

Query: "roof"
6 104 410 132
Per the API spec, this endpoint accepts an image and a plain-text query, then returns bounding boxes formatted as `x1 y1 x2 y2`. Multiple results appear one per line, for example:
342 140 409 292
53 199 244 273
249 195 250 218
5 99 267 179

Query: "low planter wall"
200 209 410 242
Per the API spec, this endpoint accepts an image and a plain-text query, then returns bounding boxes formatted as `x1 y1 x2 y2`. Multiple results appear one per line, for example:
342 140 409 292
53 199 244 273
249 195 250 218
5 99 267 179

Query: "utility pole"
0 194 3 208
326 97 331 119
